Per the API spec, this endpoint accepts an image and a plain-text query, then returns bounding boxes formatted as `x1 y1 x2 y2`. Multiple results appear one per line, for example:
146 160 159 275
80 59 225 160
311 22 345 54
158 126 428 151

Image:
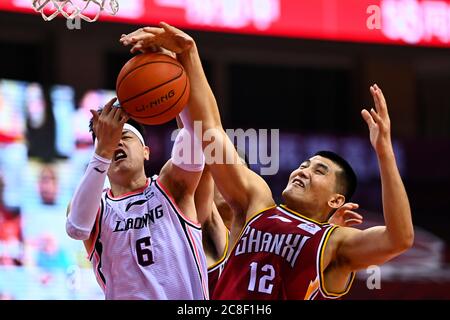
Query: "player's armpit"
331 226 411 271
158 159 203 225
203 203 228 263
194 168 214 226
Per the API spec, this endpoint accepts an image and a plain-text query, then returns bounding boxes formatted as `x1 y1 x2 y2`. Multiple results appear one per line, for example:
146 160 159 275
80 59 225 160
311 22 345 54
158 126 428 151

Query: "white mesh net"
32 0 119 22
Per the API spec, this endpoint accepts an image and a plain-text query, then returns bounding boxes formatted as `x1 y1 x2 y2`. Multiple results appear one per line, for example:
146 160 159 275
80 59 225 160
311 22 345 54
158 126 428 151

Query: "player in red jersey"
121 23 413 300
196 162 363 298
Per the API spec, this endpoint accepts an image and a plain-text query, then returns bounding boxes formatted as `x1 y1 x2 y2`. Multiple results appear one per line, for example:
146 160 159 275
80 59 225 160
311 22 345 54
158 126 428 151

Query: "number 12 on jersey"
248 262 275 294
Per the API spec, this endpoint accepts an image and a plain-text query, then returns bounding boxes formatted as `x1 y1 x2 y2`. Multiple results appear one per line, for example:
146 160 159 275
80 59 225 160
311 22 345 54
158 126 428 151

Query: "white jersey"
88 176 209 300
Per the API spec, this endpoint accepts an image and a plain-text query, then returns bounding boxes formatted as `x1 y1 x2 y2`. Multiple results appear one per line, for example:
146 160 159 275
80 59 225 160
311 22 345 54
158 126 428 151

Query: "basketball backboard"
32 0 119 22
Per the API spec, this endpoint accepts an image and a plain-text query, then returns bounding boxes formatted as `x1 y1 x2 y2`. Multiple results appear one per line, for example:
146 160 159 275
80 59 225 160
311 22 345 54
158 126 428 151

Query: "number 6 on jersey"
136 236 154 266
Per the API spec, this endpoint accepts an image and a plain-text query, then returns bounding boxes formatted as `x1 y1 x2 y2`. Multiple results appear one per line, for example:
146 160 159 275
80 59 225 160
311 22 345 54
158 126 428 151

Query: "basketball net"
32 0 119 22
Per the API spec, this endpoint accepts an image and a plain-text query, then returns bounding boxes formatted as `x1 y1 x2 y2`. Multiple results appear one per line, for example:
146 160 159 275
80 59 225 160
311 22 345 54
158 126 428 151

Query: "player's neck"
282 202 328 223
109 173 148 198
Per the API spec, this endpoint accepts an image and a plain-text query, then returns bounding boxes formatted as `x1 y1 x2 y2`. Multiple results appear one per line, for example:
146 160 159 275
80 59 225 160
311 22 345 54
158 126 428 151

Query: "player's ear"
328 194 345 210
144 146 150 161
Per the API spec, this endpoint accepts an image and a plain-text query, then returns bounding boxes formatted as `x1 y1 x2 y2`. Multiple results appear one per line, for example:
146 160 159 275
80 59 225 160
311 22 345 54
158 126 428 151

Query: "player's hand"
90 98 129 160
328 203 363 227
361 84 393 157
120 22 194 55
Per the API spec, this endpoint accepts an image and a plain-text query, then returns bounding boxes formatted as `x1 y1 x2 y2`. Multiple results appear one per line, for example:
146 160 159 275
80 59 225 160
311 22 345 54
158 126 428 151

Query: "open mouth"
292 177 305 188
114 148 127 162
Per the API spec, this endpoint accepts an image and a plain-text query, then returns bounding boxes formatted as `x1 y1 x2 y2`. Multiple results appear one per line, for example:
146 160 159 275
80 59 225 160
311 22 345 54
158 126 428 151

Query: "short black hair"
314 150 357 202
89 107 146 144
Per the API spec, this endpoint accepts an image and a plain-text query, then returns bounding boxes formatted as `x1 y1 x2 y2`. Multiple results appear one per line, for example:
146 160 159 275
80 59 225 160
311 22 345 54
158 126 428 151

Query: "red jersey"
212 205 354 300
208 257 227 297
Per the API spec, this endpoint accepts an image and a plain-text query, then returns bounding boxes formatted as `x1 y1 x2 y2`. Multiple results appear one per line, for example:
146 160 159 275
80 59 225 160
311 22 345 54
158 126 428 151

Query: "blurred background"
0 0 449 300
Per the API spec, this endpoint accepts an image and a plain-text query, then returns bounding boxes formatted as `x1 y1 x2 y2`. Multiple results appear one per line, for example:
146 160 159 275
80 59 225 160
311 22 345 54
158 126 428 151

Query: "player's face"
108 130 149 177
282 156 340 217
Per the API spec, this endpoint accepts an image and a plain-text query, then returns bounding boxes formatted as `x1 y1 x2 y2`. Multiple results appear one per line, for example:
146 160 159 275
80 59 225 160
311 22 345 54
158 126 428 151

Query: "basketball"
116 52 190 125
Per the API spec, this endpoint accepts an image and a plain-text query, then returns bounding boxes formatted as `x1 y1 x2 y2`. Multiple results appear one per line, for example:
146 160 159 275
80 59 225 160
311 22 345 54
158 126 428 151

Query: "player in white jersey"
66 87 209 298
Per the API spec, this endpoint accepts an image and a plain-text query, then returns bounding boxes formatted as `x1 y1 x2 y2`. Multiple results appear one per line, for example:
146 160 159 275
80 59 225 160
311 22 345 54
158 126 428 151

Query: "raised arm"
121 23 274 218
66 98 128 245
156 108 205 224
330 85 414 271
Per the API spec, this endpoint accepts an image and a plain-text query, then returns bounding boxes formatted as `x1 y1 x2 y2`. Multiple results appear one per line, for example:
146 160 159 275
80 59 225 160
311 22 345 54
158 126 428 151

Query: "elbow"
65 219 91 241
400 230 415 251
391 230 415 254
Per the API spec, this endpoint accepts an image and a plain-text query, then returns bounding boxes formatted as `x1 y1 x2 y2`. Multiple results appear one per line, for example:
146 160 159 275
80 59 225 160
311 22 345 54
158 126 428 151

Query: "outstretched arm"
157 109 204 218
121 23 274 218
66 98 128 241
332 85 414 271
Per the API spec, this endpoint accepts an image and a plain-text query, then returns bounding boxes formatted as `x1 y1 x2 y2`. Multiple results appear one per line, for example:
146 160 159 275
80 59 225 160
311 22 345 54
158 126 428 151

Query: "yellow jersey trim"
318 226 356 298
279 204 329 225
207 230 229 270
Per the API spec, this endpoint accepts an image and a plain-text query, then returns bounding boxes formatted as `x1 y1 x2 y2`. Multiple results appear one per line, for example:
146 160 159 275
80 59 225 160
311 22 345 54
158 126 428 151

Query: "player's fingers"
130 33 156 44
130 42 147 54
371 85 384 116
159 21 180 34
148 44 160 53
370 108 382 124
121 28 149 44
113 105 123 121
106 99 119 120
344 211 363 220
107 104 119 121
130 44 141 54
160 21 194 47
120 34 136 45
361 109 376 127
159 47 176 58
373 84 389 118
106 97 117 109
114 105 129 123
139 45 159 54
103 97 117 115
341 202 358 210
143 27 164 35
344 218 364 226
345 202 359 210
90 109 100 123
119 111 130 124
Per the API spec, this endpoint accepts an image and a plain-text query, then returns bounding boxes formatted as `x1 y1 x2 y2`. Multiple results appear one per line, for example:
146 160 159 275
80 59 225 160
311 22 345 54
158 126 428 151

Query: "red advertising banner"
1 0 450 47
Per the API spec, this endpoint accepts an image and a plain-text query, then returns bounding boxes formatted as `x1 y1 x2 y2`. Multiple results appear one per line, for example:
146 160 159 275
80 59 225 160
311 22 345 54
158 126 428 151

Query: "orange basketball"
116 53 190 125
